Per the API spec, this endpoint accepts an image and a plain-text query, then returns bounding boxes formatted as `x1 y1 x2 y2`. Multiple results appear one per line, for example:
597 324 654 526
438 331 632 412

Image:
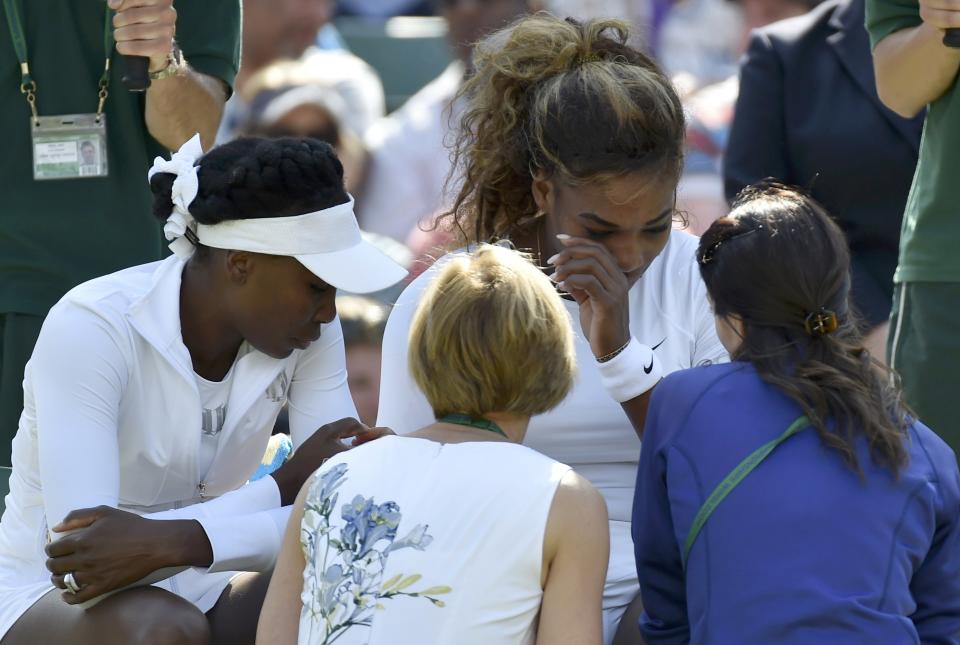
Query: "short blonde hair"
409 244 576 419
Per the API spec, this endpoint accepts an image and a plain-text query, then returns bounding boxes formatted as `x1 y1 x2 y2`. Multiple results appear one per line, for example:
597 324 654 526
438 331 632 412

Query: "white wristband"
596 337 663 403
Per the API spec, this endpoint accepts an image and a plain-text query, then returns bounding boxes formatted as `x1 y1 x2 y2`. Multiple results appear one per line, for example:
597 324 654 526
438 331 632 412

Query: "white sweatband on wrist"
596 337 663 402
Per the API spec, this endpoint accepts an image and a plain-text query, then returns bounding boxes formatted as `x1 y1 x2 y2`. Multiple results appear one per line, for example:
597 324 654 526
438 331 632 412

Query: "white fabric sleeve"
191 506 291 573
286 316 360 449
141 478 282 573
376 265 440 434
33 302 127 532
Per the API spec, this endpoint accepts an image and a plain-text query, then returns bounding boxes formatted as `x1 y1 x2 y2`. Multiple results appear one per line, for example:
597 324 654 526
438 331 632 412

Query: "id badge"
30 114 108 180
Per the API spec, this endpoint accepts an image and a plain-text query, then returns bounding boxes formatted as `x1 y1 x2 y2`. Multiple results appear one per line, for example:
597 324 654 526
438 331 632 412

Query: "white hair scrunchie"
147 133 204 259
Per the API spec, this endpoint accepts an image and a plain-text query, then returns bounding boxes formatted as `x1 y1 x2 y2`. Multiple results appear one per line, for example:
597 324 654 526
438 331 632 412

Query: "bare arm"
537 471 610 645
111 0 228 150
256 476 313 645
144 70 226 151
873 2 960 117
621 391 654 440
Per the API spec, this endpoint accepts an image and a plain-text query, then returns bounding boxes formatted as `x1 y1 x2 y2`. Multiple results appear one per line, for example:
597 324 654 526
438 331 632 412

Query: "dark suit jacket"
723 0 923 325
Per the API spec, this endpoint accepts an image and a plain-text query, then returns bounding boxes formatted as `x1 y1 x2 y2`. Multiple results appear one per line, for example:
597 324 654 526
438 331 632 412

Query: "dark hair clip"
697 225 763 265
184 227 200 246
804 308 838 337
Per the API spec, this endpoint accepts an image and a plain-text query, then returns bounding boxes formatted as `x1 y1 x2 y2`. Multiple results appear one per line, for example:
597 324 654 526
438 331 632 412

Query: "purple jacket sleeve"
632 376 690 644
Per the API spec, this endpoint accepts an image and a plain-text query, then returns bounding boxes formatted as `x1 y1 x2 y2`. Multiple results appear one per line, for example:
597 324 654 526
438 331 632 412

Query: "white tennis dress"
297 435 570 645
377 231 727 643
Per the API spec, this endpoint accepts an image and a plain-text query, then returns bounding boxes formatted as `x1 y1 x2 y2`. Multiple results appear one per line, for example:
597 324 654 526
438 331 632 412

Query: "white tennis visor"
197 196 407 294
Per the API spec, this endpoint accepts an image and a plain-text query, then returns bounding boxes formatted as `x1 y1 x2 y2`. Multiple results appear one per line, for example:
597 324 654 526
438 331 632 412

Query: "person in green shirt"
0 0 240 467
867 0 960 448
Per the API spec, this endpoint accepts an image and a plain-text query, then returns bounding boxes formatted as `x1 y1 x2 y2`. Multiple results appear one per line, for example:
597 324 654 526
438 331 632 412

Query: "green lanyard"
438 413 509 439
3 0 115 124
682 415 810 569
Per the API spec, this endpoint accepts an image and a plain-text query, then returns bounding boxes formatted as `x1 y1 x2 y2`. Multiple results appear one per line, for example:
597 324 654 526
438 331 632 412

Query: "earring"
517 209 547 229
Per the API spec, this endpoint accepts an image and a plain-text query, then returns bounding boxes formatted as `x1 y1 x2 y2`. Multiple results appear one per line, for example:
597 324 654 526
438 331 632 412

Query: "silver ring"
63 571 80 594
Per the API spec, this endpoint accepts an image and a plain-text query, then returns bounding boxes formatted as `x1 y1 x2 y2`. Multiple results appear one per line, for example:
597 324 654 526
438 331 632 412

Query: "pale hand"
109 0 177 72
920 0 960 30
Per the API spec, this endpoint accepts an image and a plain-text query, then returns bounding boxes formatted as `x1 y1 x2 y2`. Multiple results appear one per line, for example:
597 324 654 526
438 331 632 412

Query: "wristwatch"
149 42 186 81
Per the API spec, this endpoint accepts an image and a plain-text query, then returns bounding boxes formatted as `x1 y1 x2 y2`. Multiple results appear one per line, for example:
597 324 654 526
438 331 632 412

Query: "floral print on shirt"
299 463 452 644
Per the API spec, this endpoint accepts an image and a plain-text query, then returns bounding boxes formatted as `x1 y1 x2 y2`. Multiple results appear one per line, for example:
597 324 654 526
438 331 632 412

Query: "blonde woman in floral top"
257 245 609 645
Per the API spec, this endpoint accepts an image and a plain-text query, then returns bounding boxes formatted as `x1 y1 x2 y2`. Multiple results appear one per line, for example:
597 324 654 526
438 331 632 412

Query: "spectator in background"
869 0 960 448
359 0 543 243
240 60 372 197
218 0 385 144
0 0 239 467
674 0 823 233
547 0 652 46
658 0 744 89
724 0 922 363
337 296 388 427
337 0 437 17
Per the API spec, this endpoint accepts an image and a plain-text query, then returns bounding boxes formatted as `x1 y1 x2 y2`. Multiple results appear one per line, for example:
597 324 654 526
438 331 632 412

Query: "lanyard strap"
682 415 810 569
3 0 115 122
438 413 509 439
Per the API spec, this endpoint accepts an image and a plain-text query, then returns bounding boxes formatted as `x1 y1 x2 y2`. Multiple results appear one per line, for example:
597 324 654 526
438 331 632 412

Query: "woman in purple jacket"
632 183 960 644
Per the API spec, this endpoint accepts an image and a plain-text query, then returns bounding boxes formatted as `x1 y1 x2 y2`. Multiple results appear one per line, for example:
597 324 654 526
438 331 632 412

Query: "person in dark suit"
723 0 923 362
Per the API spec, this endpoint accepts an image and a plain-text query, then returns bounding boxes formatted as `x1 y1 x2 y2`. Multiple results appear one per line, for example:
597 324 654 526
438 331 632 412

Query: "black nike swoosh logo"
644 338 666 373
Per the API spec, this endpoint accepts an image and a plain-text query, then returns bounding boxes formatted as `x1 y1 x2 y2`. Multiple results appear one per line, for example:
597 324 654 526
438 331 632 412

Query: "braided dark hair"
149 137 348 230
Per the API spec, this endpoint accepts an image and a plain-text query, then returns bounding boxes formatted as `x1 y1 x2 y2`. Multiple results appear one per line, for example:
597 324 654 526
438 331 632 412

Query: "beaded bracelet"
596 337 664 402
595 339 632 364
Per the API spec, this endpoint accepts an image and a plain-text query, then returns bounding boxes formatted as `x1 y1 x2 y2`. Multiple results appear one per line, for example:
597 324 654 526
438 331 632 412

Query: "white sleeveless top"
297 435 571 645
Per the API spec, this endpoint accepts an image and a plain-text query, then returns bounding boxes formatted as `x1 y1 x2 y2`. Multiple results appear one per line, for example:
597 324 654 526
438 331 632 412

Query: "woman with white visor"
0 135 406 645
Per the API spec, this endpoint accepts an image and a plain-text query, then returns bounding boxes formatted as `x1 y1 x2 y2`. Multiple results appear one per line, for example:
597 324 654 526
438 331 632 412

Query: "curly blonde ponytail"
445 14 685 242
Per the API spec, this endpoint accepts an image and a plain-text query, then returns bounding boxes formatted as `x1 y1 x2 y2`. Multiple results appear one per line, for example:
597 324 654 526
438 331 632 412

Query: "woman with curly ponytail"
378 13 727 642
0 136 405 644
633 183 960 643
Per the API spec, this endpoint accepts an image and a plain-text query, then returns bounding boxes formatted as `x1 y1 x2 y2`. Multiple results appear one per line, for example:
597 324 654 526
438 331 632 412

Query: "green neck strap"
438 413 509 439
682 415 811 569
3 0 114 116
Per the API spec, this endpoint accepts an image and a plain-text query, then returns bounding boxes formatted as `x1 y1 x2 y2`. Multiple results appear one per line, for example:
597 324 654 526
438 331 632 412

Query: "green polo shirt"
0 1 240 316
867 0 960 283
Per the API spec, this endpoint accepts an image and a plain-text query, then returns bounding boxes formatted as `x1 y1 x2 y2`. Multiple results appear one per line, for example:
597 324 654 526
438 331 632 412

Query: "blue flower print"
299 463 453 644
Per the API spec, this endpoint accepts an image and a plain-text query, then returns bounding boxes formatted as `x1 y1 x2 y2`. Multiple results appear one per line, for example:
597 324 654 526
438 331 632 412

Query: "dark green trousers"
0 313 44 467
888 282 960 453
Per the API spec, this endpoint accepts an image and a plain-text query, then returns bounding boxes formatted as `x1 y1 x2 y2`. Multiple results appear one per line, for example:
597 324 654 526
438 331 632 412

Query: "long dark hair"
698 183 910 475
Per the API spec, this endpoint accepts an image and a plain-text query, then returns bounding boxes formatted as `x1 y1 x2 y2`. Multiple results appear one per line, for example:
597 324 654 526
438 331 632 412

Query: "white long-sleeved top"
0 256 358 635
